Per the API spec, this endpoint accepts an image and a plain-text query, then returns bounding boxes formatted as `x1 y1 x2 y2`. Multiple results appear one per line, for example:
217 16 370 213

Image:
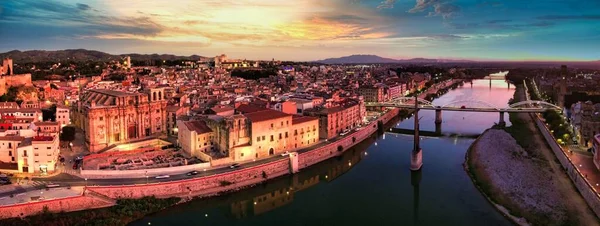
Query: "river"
131 79 515 226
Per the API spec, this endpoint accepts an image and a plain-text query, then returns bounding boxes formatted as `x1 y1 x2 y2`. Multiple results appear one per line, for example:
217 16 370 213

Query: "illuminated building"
76 88 167 152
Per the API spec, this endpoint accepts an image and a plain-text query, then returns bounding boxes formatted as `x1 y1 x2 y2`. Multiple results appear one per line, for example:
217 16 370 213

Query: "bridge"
366 97 561 132
388 95 560 171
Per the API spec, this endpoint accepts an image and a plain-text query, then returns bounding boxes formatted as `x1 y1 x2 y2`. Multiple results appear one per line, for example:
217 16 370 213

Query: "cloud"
537 15 600 20
377 0 396 9
76 3 90 11
408 0 459 19
428 3 460 19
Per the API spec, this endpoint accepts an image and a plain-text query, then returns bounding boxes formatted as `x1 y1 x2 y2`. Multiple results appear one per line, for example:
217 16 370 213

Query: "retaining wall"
533 113 600 217
86 159 291 199
0 193 112 219
80 162 211 179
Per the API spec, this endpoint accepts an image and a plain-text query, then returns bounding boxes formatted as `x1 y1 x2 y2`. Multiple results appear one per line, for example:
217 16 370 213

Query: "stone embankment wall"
0 192 113 219
299 108 398 168
80 162 211 179
533 113 600 217
87 159 290 199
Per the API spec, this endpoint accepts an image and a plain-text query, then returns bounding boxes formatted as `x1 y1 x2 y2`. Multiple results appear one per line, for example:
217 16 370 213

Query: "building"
166 105 189 136
386 82 403 100
0 58 13 75
571 101 600 147
75 88 167 152
56 105 70 127
0 134 60 174
273 101 297 115
177 120 215 158
288 98 314 115
230 109 319 161
593 134 600 170
359 85 385 103
304 99 362 140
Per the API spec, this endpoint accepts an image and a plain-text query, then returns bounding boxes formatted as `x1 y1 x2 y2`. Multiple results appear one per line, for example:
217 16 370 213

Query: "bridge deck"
366 104 548 113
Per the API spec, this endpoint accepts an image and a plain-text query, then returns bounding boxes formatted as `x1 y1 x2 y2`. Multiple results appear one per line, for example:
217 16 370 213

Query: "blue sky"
0 0 599 61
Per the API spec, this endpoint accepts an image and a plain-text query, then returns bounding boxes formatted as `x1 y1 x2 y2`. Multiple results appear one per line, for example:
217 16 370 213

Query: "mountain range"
0 49 209 63
314 54 475 64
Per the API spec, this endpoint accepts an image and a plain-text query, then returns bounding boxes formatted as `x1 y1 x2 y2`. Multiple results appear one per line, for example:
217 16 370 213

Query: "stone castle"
0 58 33 95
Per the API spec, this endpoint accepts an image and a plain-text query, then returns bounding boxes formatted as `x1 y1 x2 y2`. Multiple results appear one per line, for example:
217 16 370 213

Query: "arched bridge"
365 97 561 113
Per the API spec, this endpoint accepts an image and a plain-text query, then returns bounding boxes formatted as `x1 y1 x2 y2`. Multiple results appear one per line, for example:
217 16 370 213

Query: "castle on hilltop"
0 58 33 95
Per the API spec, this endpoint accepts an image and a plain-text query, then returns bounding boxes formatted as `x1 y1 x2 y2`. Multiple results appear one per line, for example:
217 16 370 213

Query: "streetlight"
84 178 88 187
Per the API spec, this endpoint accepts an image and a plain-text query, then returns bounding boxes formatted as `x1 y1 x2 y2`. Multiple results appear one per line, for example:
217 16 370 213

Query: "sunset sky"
0 0 599 61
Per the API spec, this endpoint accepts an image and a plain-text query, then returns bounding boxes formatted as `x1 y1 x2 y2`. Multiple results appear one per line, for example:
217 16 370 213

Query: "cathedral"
75 88 167 152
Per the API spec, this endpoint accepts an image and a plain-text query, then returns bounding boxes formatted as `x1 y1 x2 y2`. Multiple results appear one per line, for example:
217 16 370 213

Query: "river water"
132 79 515 226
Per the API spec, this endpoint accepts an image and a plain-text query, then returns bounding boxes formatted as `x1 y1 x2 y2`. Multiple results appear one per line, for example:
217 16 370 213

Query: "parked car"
72 163 79 170
155 175 170 179
229 163 240 169
280 151 290 157
186 171 199 176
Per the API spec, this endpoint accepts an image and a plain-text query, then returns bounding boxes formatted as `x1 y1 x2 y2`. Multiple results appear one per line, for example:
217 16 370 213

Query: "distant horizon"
1 1 599 62
1 48 598 63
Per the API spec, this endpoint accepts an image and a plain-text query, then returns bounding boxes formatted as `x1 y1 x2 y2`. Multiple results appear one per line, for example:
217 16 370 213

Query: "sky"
0 0 599 61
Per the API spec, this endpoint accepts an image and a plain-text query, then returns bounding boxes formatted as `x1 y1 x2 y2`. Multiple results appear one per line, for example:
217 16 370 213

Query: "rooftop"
244 109 290 123
90 89 141 97
184 121 213 134
292 115 318 124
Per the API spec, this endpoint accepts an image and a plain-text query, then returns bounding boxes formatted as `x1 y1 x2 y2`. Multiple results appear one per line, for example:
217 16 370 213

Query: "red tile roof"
291 115 318 124
184 121 213 134
236 104 266 114
244 109 290 123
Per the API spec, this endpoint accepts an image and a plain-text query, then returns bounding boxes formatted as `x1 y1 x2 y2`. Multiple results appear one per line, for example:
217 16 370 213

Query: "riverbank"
466 84 600 226
0 196 180 226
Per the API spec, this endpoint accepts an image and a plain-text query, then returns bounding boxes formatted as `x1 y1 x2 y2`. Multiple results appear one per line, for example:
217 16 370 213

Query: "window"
34 153 39 156
270 135 274 141
257 137 260 142
279 133 282 139
99 117 103 121
271 123 274 128
281 121 283 126
262 136 265 141
285 132 288 138
241 153 244 157
8 151 11 156
47 147 51 149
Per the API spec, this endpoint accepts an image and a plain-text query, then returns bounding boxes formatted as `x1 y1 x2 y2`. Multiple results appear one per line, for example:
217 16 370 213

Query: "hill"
0 49 209 62
314 54 475 64
315 54 398 64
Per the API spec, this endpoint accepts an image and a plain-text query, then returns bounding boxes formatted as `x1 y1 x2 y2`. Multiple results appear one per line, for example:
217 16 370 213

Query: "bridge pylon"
411 96 423 171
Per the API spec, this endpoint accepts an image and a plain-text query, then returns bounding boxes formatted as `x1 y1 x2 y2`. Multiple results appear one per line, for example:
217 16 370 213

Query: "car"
155 175 170 179
280 151 290 157
229 163 240 169
46 183 60 188
460 105 466 109
186 171 199 176
72 163 79 170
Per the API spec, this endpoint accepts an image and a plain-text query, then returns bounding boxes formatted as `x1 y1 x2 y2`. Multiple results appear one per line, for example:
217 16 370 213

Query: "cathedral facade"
76 88 167 152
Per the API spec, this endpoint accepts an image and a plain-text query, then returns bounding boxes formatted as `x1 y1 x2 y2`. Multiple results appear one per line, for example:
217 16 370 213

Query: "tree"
42 104 57 121
60 126 76 142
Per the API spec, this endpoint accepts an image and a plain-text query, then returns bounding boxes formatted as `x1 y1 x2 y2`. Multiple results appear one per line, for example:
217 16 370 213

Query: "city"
0 0 600 225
